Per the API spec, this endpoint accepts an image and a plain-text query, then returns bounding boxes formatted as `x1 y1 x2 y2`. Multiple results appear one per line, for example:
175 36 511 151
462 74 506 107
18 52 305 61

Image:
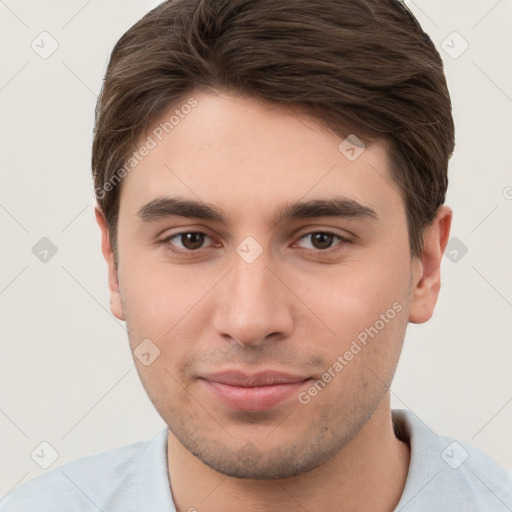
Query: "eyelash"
159 230 350 256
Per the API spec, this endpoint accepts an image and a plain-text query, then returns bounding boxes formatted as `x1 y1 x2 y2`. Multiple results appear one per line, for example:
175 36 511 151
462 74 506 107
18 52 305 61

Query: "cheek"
303 260 409 341
300 306 408 416
294 259 410 396
119 252 197 317
118 258 221 371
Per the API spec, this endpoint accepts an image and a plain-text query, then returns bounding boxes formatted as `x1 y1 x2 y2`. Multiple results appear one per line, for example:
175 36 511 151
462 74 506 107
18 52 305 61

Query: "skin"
96 90 452 511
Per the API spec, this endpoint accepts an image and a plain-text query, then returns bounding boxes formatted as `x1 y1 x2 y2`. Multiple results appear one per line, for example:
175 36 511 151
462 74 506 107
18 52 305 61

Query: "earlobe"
94 205 125 322
409 205 452 324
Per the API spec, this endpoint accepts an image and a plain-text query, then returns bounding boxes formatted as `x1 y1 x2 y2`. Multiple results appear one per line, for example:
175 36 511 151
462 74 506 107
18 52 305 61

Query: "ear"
94 205 125 321
409 205 452 324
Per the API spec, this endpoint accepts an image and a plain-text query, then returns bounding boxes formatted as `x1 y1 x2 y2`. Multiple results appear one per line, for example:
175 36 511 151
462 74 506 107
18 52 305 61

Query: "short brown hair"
92 0 455 263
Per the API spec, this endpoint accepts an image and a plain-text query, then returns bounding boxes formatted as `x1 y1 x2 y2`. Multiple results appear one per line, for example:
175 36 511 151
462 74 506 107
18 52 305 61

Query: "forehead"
118 91 402 223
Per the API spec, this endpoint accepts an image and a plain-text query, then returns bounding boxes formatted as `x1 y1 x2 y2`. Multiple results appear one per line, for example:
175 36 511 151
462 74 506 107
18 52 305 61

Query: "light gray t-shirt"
1 409 511 511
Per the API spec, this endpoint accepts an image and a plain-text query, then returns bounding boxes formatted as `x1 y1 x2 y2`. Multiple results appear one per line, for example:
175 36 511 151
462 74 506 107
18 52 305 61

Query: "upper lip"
201 370 310 387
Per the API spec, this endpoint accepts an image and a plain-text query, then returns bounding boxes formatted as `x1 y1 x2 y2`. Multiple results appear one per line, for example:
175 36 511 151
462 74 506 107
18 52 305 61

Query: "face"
97 91 445 479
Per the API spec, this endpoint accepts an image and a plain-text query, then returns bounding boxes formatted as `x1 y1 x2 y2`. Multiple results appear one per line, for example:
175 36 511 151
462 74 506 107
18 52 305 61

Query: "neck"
167 395 410 512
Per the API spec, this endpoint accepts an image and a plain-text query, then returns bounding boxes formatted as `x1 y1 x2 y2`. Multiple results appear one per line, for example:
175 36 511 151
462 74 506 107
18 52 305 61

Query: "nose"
211 246 295 348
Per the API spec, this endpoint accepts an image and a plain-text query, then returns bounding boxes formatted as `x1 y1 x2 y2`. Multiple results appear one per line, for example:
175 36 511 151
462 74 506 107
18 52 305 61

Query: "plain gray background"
1 0 511 497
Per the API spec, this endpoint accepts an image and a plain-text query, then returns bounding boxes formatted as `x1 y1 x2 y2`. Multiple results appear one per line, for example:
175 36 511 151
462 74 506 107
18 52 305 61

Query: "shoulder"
392 409 512 511
0 429 173 512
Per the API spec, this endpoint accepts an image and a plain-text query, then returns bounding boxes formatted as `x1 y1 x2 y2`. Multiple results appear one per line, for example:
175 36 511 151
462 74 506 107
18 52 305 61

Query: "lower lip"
202 379 310 411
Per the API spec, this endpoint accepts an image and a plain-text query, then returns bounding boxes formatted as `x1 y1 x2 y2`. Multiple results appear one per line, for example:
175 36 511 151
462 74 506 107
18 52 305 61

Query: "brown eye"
180 232 205 250
163 232 213 252
311 233 335 250
296 231 348 252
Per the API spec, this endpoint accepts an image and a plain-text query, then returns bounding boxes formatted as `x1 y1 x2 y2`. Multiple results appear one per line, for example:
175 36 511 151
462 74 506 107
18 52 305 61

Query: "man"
2 0 511 510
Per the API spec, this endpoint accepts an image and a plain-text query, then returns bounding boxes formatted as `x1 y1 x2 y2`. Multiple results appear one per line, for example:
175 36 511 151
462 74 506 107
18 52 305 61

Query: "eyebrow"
136 196 378 226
